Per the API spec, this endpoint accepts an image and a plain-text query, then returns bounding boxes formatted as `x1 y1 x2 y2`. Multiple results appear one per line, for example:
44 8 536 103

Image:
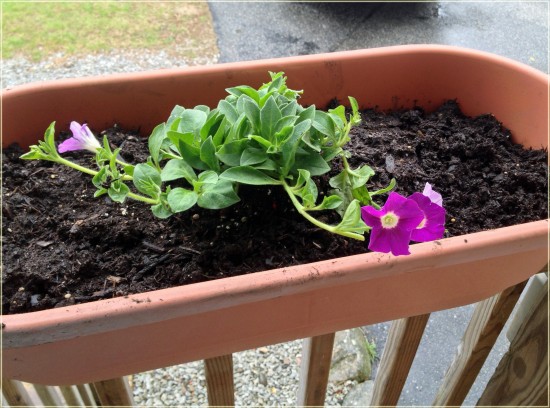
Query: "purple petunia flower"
58 121 101 153
422 182 443 206
361 192 424 256
409 192 446 242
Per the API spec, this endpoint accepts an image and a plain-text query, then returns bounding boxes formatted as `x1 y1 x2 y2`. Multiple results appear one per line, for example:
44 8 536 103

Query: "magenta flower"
409 192 446 242
361 192 424 256
422 182 443 206
58 121 101 153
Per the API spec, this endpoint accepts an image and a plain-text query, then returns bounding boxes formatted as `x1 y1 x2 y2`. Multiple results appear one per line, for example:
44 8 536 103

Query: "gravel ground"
131 340 359 406
1 49 218 89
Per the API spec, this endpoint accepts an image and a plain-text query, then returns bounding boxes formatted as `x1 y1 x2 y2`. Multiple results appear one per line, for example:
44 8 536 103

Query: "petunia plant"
21 72 445 255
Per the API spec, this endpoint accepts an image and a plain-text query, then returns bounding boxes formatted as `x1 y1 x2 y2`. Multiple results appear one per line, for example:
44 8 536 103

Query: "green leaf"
44 121 56 151
371 178 397 196
197 180 240 209
274 126 294 145
178 141 209 171
92 166 108 188
213 116 229 147
167 188 198 212
161 159 197 183
293 151 331 176
200 136 220 172
294 170 318 208
151 202 173 219
94 188 108 198
196 171 219 187
260 95 282 141
194 105 211 114
297 105 316 124
349 96 359 114
133 163 162 197
226 113 248 143
108 180 130 203
148 123 166 166
216 139 248 167
200 111 222 141
218 99 239 123
329 170 347 190
275 115 298 134
328 105 346 127
167 105 185 124
280 119 312 175
243 97 261 133
123 164 135 177
226 85 260 103
311 195 343 210
240 148 267 166
312 110 335 139
321 146 342 161
167 130 195 149
348 165 375 189
281 101 298 117
220 166 281 185
248 135 273 150
334 200 369 234
254 159 278 171
178 109 208 137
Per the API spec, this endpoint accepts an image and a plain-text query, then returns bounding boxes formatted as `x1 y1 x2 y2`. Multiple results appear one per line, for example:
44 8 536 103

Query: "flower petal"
58 137 85 153
388 227 413 256
367 226 392 254
394 199 424 231
409 192 446 242
423 182 443 206
361 205 384 228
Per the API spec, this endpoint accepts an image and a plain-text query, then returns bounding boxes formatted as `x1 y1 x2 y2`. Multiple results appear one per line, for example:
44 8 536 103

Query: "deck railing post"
1 379 34 406
296 332 336 407
370 314 430 407
92 377 135 407
477 291 548 405
204 354 235 406
432 281 527 406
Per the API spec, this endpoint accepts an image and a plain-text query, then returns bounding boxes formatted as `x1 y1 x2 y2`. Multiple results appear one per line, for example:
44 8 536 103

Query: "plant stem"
56 156 132 181
56 157 156 204
281 178 365 241
127 192 158 205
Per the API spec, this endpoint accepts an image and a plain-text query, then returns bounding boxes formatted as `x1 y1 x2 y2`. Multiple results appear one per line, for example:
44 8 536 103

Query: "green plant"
23 72 445 252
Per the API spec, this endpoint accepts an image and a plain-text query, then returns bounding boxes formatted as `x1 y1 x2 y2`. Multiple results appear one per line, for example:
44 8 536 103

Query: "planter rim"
3 44 548 93
3 219 548 349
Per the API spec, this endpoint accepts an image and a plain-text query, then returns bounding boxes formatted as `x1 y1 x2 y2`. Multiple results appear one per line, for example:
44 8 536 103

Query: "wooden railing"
2 274 547 407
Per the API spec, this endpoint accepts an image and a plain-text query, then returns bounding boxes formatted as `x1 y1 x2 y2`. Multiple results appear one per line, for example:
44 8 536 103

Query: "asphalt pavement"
207 2 549 406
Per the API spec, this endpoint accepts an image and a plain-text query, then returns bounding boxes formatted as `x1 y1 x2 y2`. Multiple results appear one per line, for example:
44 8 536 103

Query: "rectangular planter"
2 45 548 386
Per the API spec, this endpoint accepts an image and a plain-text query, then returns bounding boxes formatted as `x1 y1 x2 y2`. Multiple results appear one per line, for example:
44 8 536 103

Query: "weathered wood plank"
204 354 235 406
77 384 98 407
59 385 85 407
92 377 134 407
33 384 63 406
296 332 336 407
370 314 430 407
1 379 34 407
477 292 548 406
433 281 527 406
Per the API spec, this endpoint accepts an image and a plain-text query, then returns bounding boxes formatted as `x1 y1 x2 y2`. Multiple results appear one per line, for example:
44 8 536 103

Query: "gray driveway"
209 1 548 73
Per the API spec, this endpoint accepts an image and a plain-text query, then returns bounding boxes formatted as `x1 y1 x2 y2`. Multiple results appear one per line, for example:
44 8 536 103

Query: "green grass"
2 2 217 61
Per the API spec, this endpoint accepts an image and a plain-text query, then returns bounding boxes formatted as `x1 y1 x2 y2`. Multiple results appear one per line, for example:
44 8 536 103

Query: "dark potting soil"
2 101 548 314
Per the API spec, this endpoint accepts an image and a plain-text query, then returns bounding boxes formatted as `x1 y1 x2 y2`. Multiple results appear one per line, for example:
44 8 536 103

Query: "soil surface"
2 101 548 314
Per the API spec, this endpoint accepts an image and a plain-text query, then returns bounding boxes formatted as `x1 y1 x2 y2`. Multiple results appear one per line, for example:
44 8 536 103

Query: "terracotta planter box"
2 45 548 386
